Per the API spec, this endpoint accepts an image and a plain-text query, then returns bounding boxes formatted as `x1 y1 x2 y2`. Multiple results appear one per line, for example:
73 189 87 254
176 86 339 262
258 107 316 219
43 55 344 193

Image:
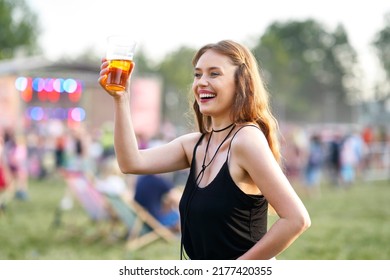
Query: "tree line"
1 0 389 127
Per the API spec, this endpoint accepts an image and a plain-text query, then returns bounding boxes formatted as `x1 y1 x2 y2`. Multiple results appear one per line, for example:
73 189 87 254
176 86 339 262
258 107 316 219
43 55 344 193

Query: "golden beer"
105 59 134 92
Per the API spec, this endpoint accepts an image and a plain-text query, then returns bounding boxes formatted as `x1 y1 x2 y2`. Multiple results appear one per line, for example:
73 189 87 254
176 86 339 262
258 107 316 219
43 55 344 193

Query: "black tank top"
179 126 268 260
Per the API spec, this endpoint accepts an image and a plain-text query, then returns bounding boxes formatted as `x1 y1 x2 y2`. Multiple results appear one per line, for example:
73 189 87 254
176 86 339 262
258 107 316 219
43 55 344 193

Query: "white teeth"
199 93 216 99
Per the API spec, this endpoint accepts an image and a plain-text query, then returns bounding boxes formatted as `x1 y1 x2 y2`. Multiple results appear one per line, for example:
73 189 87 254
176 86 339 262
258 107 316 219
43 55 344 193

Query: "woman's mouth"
199 93 216 100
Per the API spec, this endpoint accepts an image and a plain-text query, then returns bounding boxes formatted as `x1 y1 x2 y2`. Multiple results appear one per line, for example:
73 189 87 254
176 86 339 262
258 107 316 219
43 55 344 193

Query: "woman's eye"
194 73 202 78
210 72 220 77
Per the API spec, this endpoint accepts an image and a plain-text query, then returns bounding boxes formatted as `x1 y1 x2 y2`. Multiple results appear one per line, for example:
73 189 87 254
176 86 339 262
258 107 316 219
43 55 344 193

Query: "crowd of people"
281 124 390 196
1 119 388 217
0 121 183 234
1 120 388 215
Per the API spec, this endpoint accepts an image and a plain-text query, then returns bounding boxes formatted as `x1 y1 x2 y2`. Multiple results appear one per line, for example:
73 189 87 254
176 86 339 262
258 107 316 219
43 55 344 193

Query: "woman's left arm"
234 126 311 260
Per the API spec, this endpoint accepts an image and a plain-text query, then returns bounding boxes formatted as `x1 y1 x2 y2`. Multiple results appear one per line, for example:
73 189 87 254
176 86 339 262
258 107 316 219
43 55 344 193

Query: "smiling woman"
98 39 311 260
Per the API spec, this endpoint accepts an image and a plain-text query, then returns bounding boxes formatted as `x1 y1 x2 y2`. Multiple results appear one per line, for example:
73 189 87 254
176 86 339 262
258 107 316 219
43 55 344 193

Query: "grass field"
0 176 389 260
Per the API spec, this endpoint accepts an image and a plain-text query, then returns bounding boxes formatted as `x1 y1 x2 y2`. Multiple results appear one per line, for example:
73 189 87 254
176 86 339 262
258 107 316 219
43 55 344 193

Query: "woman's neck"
212 123 235 133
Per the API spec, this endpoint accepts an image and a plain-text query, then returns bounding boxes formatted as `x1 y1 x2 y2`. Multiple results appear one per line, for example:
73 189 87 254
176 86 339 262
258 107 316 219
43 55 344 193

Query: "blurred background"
0 0 389 260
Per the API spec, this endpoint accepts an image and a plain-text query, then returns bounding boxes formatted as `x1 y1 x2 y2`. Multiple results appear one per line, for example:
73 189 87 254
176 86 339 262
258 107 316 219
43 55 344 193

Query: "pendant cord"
196 124 236 185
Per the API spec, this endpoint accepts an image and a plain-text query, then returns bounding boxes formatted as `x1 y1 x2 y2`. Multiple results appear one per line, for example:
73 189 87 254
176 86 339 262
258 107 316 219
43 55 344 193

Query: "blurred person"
134 174 181 233
89 129 104 175
65 126 92 174
339 132 365 186
0 134 13 210
281 126 306 184
3 130 29 200
25 131 42 179
101 122 115 159
361 125 374 171
95 157 133 203
362 125 374 147
37 135 53 179
326 132 342 186
133 138 180 232
99 40 310 260
54 134 67 171
303 133 324 196
0 135 9 190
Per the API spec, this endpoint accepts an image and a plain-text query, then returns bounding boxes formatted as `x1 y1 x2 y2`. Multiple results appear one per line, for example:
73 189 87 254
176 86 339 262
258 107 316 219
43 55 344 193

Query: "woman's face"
192 50 237 118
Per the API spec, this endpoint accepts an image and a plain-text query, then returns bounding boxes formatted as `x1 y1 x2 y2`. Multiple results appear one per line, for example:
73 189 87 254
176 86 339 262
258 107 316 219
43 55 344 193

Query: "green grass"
0 176 389 260
0 176 180 260
274 180 390 260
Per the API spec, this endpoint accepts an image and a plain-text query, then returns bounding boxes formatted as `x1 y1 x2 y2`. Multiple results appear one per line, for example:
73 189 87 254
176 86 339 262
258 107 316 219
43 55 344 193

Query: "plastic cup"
105 35 136 92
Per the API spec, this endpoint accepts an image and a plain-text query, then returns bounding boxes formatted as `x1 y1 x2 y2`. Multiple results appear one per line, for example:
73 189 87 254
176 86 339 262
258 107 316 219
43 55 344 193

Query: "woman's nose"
197 75 208 86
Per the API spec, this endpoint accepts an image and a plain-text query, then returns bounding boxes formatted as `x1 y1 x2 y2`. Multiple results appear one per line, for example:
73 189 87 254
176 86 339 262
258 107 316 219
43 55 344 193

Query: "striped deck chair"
104 194 177 251
65 173 110 221
52 171 117 239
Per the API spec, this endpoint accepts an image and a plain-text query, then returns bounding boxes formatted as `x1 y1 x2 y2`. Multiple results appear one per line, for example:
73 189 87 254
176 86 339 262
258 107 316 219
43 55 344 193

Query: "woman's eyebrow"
194 66 222 71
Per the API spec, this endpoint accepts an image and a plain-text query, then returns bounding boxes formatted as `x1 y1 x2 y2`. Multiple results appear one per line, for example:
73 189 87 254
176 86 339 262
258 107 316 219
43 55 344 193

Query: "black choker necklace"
212 123 235 133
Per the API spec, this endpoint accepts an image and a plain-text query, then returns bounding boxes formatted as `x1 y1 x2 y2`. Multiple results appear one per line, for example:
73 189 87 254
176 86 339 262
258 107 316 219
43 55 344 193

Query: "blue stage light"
30 106 44 121
32 78 44 92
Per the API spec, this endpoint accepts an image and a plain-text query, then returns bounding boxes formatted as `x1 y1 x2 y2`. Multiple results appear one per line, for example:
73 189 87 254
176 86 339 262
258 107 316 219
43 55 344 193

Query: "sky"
27 0 390 94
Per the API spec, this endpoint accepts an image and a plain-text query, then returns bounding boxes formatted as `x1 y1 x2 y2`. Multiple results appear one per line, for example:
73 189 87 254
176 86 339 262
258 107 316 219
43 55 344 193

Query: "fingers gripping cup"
105 36 136 92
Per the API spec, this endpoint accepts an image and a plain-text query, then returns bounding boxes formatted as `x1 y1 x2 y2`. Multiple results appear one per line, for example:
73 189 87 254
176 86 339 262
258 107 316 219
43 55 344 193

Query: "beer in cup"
105 36 136 92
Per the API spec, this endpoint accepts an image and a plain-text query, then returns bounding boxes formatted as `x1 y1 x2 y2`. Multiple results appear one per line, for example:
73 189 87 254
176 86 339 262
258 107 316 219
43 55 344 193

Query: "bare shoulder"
229 124 273 164
175 132 203 146
231 124 268 150
174 132 203 159
229 124 282 191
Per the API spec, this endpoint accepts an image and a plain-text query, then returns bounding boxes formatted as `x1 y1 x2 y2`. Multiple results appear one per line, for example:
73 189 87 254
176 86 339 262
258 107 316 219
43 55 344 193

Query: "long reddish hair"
192 40 281 162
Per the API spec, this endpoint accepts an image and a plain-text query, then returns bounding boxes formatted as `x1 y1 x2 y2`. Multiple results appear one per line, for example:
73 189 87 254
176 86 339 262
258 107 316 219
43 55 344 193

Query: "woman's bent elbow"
118 163 139 174
290 212 311 235
298 213 311 233
120 166 141 174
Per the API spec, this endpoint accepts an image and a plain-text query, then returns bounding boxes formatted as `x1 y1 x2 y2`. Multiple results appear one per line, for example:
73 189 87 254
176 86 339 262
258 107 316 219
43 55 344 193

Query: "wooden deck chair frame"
104 194 176 251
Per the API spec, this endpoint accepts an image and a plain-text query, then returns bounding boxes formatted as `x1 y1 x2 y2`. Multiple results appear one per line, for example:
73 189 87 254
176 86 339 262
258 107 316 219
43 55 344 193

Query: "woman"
98 40 311 260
